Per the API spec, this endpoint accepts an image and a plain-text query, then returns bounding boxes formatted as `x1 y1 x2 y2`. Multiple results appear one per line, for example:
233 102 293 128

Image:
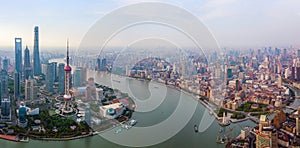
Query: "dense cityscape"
0 26 136 142
0 25 299 147
1 1 300 148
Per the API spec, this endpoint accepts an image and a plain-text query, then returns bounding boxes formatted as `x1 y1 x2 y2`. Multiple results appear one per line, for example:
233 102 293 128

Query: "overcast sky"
0 0 300 50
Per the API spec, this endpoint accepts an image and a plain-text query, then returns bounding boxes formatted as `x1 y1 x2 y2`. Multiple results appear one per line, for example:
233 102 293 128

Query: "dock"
0 134 20 142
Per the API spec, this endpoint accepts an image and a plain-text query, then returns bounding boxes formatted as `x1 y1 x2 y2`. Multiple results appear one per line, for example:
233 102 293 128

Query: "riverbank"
29 132 93 141
119 74 252 125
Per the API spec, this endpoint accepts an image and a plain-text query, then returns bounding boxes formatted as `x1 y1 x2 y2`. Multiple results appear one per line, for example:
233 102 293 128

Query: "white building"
99 103 125 119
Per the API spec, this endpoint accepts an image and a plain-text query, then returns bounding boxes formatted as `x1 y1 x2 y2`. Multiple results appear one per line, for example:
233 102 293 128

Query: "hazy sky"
1 0 300 50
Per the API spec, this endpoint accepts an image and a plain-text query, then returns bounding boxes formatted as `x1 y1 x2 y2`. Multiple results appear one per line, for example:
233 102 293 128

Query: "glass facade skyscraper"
14 72 21 101
45 62 55 92
58 63 65 93
14 38 22 101
1 70 8 98
24 46 32 79
15 38 22 73
33 26 41 76
1 98 11 121
73 68 82 87
2 58 9 71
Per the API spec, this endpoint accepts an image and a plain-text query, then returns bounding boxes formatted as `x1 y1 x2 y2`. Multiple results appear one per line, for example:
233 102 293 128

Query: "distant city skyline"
0 0 300 50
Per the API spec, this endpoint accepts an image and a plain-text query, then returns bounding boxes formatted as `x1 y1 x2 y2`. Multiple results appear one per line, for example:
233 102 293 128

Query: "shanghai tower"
33 26 41 76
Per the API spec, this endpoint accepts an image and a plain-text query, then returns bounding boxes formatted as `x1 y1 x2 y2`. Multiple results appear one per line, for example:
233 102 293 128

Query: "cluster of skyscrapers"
96 57 107 71
14 26 42 102
0 26 42 122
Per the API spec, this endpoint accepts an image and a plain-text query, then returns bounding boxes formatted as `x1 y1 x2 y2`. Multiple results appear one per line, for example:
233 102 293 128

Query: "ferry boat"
129 119 137 126
194 124 198 133
19 136 29 143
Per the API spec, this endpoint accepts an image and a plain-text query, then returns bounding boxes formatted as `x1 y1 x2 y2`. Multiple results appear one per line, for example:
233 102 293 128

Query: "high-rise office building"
24 46 30 68
292 66 296 80
73 68 82 87
81 67 87 85
85 105 91 124
41 63 47 75
227 68 233 79
1 98 11 121
97 58 101 70
24 46 32 80
14 72 21 101
52 62 57 82
33 26 41 76
14 38 22 101
2 58 9 71
102 58 107 69
58 63 65 93
297 67 300 82
45 62 55 92
15 38 22 73
1 70 8 98
25 77 38 102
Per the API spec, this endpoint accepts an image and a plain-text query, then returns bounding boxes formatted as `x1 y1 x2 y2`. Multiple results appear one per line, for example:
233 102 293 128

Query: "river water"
0 70 256 148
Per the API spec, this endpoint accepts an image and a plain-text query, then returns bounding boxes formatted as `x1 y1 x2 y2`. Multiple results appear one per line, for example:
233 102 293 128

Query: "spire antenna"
67 38 69 66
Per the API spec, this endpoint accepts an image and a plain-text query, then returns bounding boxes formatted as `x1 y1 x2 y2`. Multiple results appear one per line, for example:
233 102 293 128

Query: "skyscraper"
73 68 82 87
81 67 87 85
45 62 55 92
58 63 65 93
1 98 11 121
25 77 38 102
85 105 91 125
102 58 107 69
1 70 9 98
97 58 101 70
24 46 30 68
2 58 9 71
15 38 22 73
33 26 41 76
15 38 22 101
52 62 57 81
24 46 32 79
14 72 21 101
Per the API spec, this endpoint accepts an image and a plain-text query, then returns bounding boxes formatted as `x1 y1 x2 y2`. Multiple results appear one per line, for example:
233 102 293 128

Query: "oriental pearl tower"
60 39 76 116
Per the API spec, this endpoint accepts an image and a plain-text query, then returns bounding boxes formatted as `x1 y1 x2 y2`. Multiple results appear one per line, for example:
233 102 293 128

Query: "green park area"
231 112 246 119
236 102 267 112
10 110 91 139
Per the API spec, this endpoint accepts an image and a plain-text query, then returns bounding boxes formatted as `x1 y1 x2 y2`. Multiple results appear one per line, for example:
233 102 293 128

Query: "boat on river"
194 124 198 133
114 128 122 134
